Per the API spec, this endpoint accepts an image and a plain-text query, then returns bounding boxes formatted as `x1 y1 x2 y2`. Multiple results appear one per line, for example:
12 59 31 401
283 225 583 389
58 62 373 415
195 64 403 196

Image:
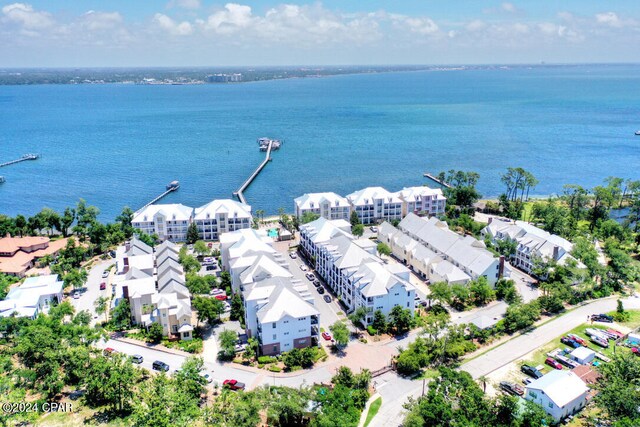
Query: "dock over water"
139 181 180 211
234 138 278 205
0 153 40 168
423 172 452 189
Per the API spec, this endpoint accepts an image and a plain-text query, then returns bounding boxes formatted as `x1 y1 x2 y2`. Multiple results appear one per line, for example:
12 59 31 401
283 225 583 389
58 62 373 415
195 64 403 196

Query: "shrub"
367 326 378 336
258 355 277 364
268 365 282 373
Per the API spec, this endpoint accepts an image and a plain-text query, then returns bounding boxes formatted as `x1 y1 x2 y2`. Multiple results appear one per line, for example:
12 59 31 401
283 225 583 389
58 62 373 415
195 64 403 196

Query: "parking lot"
272 240 344 332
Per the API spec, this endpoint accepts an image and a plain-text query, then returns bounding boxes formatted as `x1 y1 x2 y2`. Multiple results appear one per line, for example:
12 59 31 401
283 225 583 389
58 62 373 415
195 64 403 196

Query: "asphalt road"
70 259 113 325
369 296 640 427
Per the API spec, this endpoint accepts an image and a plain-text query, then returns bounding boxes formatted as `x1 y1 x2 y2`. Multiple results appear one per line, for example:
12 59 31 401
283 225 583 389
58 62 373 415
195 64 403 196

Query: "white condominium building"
294 192 351 221
219 228 277 271
243 276 320 356
301 217 415 323
346 186 403 225
193 199 252 241
482 218 579 275
121 238 193 340
399 213 503 286
132 204 193 242
396 186 447 217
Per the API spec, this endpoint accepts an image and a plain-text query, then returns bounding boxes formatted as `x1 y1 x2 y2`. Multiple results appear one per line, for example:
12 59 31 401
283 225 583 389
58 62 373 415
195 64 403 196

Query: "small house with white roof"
0 274 63 319
525 370 589 422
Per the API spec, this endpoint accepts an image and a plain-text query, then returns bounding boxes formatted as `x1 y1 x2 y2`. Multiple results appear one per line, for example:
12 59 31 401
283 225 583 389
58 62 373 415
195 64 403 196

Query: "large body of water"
1 65 639 221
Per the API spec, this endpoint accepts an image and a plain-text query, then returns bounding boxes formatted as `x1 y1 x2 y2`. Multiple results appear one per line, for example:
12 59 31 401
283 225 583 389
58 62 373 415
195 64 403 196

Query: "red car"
545 357 563 370
606 329 624 339
223 379 245 391
214 294 227 301
100 282 106 290
103 347 116 357
567 334 587 346
322 332 332 341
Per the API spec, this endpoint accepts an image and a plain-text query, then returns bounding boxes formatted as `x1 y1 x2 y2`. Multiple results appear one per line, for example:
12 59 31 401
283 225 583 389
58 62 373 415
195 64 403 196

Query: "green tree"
331 366 355 388
300 211 320 224
230 293 244 322
469 277 496 306
494 279 521 305
450 283 471 310
348 306 368 335
186 222 199 244
218 329 238 359
595 352 640 424
352 224 364 237
110 299 132 331
502 301 541 333
115 206 134 239
173 356 206 401
429 282 452 306
371 310 387 334
377 242 392 257
148 322 164 343
94 296 109 322
220 271 232 292
84 353 139 413
193 240 209 257
60 207 76 237
329 321 349 347
185 273 210 294
388 305 413 335
350 211 361 226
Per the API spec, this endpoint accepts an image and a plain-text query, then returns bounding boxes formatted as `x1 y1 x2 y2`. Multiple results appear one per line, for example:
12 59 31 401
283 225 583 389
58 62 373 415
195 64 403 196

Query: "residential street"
70 259 113 326
369 296 640 427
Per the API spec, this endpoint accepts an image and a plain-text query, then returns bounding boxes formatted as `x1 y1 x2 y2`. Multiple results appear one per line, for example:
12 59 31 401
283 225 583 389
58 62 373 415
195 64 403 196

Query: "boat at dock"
635 130 640 136
257 137 282 151
166 180 180 190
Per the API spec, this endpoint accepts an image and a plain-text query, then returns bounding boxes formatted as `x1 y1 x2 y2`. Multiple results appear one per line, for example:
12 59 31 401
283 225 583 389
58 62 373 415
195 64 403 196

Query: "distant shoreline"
1 63 637 86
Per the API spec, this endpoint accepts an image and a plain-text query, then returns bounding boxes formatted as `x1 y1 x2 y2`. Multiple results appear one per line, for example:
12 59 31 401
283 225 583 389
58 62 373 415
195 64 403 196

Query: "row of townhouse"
117 237 194 340
299 217 415 325
294 185 446 225
481 217 580 275
132 199 252 242
390 213 504 286
220 229 320 356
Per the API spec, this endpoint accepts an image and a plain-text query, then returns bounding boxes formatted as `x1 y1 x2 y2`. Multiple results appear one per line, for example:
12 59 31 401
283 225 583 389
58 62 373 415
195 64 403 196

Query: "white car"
73 291 80 299
101 270 110 278
210 288 225 296
289 252 297 259
299 265 308 271
201 373 213 384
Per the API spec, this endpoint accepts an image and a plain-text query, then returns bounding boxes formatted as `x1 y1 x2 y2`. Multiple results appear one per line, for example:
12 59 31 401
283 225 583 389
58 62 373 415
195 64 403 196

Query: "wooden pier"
234 139 275 205
0 153 40 168
423 172 452 189
139 181 180 211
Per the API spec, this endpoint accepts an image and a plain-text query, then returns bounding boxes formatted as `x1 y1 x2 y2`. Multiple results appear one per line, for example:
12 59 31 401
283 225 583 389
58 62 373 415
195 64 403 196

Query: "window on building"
284 332 289 336
273 334 277 340
548 402 553 409
273 322 276 328
273 346 277 353
183 332 190 338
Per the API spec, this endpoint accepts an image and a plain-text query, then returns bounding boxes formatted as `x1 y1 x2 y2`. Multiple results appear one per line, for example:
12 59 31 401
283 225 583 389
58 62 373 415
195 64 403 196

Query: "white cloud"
595 12 622 28
502 3 517 13
466 19 487 32
167 0 201 10
154 13 193 35
200 3 253 34
2 3 53 30
80 11 123 31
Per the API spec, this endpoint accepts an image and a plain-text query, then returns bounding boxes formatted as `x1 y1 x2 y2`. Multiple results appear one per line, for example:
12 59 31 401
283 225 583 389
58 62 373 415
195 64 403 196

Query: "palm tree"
348 306 368 336
478 375 488 394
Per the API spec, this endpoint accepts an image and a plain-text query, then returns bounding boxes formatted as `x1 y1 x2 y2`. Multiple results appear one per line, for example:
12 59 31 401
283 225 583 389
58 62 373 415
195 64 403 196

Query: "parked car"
561 336 582 348
103 347 116 357
100 282 106 290
522 377 532 385
567 334 588 346
521 364 543 379
223 301 231 312
201 373 213 383
322 332 332 341
101 270 110 278
545 357 563 370
214 294 227 301
234 344 247 353
305 273 315 281
370 226 378 233
591 336 609 348
206 265 216 271
313 279 322 287
317 287 325 294
210 288 225 296
500 381 524 396
289 252 297 259
131 354 144 364
323 295 332 303
152 360 170 372
591 314 614 323
606 329 624 339
223 379 245 391
73 291 80 299
300 265 308 271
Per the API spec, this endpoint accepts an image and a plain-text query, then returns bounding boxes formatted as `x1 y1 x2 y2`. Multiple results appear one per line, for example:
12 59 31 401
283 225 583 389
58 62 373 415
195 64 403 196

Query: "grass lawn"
414 368 440 380
364 397 382 427
519 322 633 374
606 309 640 329
520 201 535 221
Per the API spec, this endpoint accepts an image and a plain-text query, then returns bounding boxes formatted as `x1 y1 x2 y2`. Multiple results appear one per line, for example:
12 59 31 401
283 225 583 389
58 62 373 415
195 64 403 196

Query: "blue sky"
1 1 639 66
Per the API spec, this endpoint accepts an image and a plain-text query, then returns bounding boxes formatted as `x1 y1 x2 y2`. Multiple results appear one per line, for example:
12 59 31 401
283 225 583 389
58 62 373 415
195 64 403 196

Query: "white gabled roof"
526 370 588 408
346 186 402 206
300 217 352 245
355 261 415 298
194 199 252 220
133 203 193 223
0 274 63 318
295 192 350 210
396 186 445 201
248 277 319 324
